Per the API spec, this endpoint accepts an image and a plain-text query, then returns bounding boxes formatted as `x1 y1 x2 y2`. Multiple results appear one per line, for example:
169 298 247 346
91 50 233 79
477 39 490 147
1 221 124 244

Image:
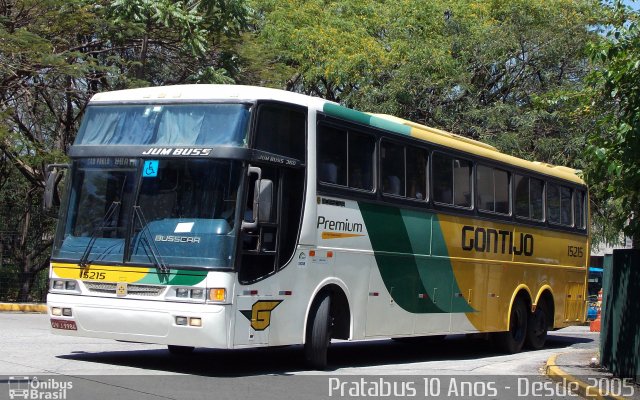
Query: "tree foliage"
585 2 640 248
251 0 604 168
0 0 250 300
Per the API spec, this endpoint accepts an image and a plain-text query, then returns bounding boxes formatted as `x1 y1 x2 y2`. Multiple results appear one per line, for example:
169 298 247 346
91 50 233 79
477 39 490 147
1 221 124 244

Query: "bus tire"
304 292 332 370
167 345 195 356
526 300 548 350
494 297 528 354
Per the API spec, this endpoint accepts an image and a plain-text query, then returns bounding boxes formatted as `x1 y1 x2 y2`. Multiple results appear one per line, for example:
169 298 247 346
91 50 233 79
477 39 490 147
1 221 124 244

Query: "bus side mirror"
241 178 274 231
43 164 69 211
255 179 273 224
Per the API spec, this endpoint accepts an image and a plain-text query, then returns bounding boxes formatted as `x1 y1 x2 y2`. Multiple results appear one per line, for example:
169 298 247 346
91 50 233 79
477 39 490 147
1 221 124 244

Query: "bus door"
233 103 306 347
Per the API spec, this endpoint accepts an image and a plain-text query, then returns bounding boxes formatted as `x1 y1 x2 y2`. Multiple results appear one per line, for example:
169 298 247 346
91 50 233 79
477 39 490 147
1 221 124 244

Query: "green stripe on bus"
359 202 474 314
323 103 411 136
137 269 208 286
323 103 372 125
369 115 411 136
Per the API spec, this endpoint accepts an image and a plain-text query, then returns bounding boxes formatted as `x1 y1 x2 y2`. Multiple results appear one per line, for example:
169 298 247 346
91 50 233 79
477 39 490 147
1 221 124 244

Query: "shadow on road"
57 332 594 377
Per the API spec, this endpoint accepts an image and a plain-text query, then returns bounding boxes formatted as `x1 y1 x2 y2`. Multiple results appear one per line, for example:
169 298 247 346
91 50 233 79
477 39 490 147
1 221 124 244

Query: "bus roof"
90 84 585 186
90 84 328 109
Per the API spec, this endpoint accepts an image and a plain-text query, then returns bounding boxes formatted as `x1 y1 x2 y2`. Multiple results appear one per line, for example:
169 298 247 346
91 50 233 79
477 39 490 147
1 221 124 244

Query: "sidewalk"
0 303 47 313
546 349 640 400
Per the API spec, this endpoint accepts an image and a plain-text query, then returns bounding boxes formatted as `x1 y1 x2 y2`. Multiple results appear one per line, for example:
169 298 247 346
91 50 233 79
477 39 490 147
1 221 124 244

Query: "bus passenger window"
477 165 494 211
318 125 347 185
560 186 573 225
548 183 572 225
381 141 405 196
453 159 472 208
515 175 544 221
530 178 544 220
407 147 428 200
348 132 375 191
547 183 574 226
433 153 453 204
477 165 510 214
575 190 586 229
433 153 471 208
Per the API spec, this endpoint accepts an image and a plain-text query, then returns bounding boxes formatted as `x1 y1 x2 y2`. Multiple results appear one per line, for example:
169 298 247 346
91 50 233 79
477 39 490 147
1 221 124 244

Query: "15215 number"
567 246 584 258
79 270 106 280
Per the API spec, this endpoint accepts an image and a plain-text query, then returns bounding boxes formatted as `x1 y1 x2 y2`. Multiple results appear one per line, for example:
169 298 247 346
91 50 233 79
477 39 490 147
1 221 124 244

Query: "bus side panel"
357 202 477 336
437 214 588 332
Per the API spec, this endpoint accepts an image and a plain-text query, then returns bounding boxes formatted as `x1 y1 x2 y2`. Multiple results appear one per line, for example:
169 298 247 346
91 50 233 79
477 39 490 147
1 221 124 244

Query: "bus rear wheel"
494 297 528 354
526 300 548 350
304 292 333 370
167 345 195 356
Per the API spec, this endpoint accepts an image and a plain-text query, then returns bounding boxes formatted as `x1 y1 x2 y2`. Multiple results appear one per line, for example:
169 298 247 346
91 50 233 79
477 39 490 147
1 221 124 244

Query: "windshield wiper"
79 201 121 268
133 205 169 274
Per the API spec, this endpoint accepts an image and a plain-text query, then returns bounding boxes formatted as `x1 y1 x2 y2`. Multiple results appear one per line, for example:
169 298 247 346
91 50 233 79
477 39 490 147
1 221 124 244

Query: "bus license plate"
50 319 77 330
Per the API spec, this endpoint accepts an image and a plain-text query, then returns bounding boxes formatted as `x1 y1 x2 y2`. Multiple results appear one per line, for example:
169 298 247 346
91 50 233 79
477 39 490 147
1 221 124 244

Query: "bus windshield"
75 103 251 146
53 158 243 269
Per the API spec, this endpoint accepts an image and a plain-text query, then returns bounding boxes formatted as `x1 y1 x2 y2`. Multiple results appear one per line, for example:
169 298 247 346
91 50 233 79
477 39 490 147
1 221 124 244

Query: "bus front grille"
83 282 166 297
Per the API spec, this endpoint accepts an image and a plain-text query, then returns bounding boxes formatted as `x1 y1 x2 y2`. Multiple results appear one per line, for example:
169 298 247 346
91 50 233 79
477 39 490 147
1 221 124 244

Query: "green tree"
0 0 250 300
248 0 391 100
585 2 640 248
250 0 604 168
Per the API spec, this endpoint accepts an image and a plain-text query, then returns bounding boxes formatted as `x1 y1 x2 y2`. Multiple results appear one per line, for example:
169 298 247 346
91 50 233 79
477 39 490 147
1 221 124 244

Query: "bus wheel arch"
303 283 352 369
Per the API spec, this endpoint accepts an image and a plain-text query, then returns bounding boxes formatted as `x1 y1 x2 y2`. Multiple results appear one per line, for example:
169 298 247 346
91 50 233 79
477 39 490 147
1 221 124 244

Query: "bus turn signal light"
209 288 226 302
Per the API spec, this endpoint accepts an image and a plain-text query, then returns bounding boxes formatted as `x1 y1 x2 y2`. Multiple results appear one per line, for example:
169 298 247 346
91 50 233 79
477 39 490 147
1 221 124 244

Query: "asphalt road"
0 313 599 400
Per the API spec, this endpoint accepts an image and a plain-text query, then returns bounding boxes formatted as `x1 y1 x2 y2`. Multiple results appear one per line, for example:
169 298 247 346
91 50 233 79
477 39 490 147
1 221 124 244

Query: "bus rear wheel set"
493 296 550 354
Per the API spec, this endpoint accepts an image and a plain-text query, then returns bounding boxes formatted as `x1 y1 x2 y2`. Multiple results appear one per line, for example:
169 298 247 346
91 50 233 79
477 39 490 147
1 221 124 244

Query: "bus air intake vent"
84 282 166 296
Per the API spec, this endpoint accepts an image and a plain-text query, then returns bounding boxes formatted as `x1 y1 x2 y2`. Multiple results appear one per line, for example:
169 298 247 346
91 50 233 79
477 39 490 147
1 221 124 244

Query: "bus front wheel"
304 292 333 370
494 297 528 354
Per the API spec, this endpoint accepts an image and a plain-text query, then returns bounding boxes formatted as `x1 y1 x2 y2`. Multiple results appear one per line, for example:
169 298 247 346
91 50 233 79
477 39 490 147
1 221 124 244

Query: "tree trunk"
16 194 34 302
17 271 33 303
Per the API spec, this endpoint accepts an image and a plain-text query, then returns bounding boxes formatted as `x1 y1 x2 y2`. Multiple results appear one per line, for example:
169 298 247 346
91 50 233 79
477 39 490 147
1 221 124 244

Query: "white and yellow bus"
47 85 588 369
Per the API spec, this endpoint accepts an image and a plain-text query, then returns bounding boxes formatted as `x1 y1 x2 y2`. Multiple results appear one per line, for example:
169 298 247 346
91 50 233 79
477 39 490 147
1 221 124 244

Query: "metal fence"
600 249 640 383
0 207 51 303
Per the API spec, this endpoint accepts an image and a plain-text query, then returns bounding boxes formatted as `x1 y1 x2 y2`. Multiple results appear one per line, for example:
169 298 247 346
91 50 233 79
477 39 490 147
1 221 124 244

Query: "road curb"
0 303 48 313
545 353 626 400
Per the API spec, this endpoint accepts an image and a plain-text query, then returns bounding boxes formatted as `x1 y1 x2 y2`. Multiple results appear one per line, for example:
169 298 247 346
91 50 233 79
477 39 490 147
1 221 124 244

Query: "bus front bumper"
47 293 231 348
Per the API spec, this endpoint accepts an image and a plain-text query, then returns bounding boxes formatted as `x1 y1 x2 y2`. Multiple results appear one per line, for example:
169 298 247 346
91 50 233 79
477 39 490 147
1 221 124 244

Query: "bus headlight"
50 279 80 293
167 287 208 302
